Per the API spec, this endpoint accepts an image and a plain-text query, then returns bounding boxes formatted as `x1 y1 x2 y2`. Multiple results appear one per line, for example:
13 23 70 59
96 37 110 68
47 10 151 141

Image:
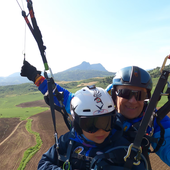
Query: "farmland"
0 76 170 169
0 99 170 170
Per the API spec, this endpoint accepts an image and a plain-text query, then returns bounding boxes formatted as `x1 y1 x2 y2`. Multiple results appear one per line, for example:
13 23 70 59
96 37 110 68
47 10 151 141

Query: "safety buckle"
63 160 71 170
124 143 142 166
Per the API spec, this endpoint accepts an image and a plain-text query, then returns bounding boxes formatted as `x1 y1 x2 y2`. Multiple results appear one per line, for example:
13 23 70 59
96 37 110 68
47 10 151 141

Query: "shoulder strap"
58 140 74 170
44 93 72 131
44 77 72 130
124 69 169 170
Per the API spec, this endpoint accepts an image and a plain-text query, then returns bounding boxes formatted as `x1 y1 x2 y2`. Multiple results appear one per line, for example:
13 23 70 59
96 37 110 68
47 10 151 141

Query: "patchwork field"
0 100 169 170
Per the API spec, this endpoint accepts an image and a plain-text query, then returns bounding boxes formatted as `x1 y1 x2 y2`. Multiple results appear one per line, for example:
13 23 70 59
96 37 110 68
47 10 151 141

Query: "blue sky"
1 0 170 77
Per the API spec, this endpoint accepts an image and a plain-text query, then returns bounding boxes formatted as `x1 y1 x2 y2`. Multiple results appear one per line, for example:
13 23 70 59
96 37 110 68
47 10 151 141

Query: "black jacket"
38 126 147 170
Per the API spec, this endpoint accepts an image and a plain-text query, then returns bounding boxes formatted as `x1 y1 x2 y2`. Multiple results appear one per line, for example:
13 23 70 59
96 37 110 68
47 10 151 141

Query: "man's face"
116 85 147 119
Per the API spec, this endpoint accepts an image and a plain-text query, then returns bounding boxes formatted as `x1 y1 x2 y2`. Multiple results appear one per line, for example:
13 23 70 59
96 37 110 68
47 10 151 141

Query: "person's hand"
20 60 41 82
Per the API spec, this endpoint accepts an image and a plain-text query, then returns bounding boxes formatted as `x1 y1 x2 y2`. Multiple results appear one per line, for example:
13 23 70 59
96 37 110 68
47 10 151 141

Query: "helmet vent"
108 105 112 108
83 109 91 112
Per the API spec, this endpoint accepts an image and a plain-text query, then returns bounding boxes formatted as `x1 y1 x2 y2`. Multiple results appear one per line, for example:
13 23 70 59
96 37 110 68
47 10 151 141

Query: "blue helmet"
112 66 153 98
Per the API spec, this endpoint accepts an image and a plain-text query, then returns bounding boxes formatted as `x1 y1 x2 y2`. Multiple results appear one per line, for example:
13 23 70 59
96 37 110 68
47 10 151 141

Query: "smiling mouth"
96 136 105 140
126 106 137 110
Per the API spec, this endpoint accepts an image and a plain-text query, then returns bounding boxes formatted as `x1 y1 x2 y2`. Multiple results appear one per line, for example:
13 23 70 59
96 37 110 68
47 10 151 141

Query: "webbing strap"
44 86 72 130
156 99 170 120
45 76 57 133
152 118 165 153
59 140 73 162
124 70 169 169
133 70 169 147
23 0 48 70
21 0 71 144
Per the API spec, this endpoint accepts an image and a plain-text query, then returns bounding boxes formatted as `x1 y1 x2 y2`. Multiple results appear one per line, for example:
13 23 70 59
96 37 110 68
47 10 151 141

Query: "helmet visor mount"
116 89 148 101
75 113 114 133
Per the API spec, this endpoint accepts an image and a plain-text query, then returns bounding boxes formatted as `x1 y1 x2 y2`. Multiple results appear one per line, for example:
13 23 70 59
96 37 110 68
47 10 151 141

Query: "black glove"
20 60 41 82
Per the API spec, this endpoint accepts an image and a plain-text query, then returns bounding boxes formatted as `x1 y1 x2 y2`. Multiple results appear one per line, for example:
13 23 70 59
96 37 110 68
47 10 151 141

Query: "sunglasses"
116 89 147 101
75 113 113 133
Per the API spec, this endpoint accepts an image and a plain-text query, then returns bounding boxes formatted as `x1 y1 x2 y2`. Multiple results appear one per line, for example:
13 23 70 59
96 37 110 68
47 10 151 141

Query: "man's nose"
128 95 137 102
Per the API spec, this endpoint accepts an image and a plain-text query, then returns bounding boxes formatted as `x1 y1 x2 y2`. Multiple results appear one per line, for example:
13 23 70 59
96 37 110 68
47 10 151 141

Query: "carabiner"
124 143 142 166
160 54 170 74
63 160 71 170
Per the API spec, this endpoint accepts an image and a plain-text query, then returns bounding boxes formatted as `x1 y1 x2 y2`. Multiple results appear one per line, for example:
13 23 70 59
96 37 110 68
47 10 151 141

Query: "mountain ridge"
62 61 108 72
0 61 114 86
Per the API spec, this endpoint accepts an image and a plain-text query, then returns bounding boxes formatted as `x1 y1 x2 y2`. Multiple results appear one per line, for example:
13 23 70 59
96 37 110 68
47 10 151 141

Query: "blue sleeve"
38 79 74 114
105 84 112 95
152 116 170 166
37 145 62 170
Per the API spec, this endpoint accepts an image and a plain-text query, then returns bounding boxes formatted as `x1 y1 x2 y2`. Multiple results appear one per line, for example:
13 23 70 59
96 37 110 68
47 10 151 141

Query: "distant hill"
53 61 114 81
0 74 30 86
0 61 114 86
2 62 168 86
0 76 114 98
148 65 170 78
54 70 114 81
65 61 108 72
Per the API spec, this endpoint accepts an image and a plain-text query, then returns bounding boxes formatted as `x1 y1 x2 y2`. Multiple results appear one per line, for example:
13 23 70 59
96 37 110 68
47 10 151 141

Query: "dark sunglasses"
116 89 147 101
75 113 113 133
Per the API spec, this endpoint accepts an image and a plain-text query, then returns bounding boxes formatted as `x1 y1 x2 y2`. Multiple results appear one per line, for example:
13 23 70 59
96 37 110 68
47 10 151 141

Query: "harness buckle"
63 160 71 170
124 143 142 166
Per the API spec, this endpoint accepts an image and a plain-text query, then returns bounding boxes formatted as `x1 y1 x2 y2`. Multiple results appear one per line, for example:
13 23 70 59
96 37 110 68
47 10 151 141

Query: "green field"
0 92 49 120
151 77 170 108
0 76 169 120
0 77 169 170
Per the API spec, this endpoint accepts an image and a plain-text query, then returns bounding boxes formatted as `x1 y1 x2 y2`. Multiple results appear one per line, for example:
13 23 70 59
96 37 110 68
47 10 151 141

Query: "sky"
1 0 170 77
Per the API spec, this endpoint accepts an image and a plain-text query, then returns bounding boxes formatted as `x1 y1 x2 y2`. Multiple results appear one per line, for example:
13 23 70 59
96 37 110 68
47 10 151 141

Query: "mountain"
1 63 169 86
0 75 30 86
54 70 114 81
148 65 170 78
64 61 108 72
53 61 113 81
0 62 114 86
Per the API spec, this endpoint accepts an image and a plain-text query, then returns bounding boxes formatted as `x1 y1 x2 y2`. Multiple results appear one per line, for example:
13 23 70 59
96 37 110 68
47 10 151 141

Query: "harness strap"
26 0 48 70
149 118 165 153
44 96 72 130
142 146 152 170
71 152 93 170
43 79 72 130
156 99 170 120
58 140 74 170
124 70 169 170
